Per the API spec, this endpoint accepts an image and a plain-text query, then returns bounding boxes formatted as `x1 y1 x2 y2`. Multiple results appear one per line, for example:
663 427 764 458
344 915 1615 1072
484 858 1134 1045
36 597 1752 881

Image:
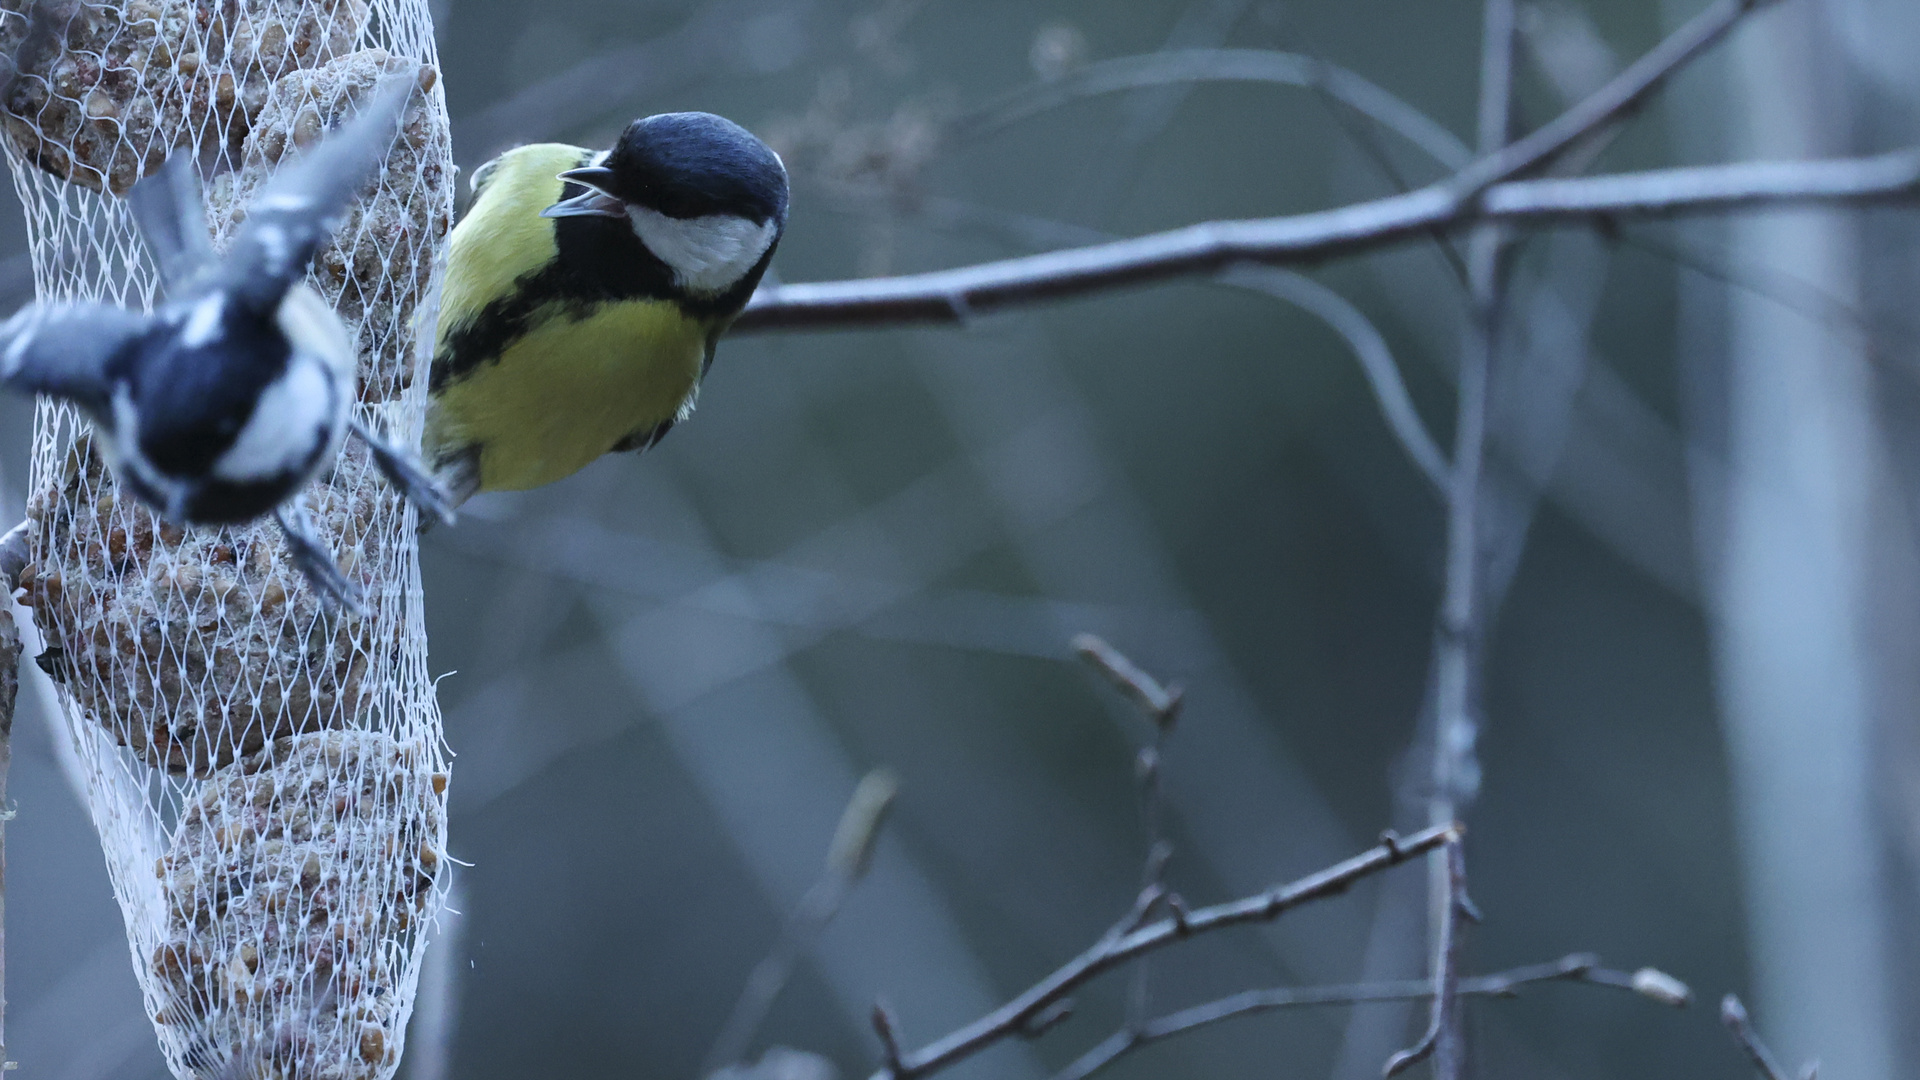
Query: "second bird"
426 112 789 504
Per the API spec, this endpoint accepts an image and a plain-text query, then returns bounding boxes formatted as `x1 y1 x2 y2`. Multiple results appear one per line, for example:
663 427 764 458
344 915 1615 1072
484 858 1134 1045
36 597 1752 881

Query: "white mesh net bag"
0 1 454 1077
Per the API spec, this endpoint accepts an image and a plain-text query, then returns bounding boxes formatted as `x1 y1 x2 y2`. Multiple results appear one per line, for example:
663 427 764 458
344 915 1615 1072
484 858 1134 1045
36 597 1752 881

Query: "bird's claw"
275 500 364 617
349 415 457 526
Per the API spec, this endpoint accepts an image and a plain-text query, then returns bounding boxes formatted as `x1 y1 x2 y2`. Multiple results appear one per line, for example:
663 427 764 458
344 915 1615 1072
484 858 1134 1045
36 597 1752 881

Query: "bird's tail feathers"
127 153 218 297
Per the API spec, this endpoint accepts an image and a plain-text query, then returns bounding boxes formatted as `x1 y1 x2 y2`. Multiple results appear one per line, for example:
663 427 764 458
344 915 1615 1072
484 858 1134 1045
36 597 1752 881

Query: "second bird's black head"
543 112 789 305
544 112 788 232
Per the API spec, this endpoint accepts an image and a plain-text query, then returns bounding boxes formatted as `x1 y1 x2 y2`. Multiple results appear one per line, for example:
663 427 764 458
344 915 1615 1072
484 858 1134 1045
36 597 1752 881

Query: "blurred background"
7 0 1920 1077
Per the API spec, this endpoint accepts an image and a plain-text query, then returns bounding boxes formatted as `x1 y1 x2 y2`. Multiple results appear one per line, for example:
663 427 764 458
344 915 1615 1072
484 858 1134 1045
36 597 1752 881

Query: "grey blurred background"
7 0 1920 1078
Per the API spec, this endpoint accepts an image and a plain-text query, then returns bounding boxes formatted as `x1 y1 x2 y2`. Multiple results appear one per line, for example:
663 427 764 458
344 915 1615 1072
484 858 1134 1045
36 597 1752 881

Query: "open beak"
542 166 626 219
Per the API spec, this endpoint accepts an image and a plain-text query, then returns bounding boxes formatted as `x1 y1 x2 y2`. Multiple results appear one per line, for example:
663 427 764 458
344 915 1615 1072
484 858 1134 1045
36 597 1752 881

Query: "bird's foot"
275 499 365 617
349 416 457 526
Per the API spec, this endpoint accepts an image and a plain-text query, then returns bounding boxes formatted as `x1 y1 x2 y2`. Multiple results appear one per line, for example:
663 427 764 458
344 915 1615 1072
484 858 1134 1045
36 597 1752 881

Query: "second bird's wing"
0 301 149 417
127 154 218 296
218 73 420 314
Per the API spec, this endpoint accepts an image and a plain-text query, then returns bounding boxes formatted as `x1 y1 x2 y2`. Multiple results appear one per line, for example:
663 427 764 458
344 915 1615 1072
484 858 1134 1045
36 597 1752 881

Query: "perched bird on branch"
0 76 453 613
423 111 789 504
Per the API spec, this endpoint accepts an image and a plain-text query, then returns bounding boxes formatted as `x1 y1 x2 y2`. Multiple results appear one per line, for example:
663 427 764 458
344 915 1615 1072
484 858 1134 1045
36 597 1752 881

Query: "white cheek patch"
626 206 779 295
276 285 355 382
212 358 338 483
181 294 225 348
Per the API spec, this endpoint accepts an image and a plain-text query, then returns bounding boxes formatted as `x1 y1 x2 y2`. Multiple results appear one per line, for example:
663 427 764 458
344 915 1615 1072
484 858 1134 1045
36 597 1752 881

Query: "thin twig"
1386 838 1472 1077
704 771 900 1075
1072 633 1182 726
1054 952 1683 1080
1217 265 1452 496
1069 635 1182 1035
868 823 1459 1080
1721 995 1818 1080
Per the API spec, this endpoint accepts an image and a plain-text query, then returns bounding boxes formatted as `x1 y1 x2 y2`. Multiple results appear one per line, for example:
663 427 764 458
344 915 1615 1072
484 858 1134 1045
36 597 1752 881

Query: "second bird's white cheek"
625 205 778 295
212 359 342 483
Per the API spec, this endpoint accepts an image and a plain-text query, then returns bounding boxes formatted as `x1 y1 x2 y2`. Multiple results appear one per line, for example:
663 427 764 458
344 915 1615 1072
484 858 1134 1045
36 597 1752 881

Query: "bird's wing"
0 301 148 416
127 154 217 296
219 72 419 313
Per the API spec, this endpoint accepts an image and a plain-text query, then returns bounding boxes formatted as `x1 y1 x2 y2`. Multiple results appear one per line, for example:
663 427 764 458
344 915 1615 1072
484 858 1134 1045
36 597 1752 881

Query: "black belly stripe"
430 188 779 393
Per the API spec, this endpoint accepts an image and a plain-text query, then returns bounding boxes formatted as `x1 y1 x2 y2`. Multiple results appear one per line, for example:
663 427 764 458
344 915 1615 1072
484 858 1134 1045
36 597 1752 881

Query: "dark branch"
736 149 1920 334
1053 952 1685 1080
869 823 1459 1080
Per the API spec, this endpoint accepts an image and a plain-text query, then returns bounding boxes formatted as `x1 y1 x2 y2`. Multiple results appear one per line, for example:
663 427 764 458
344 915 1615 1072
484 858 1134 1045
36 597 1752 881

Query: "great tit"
424 111 788 503
0 76 453 612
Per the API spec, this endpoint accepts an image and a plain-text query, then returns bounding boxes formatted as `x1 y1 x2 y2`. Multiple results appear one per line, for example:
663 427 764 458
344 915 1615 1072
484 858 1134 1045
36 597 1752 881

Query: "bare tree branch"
1053 952 1687 1080
869 823 1460 1080
1386 838 1473 1077
704 771 900 1076
1482 150 1920 217
738 149 1920 334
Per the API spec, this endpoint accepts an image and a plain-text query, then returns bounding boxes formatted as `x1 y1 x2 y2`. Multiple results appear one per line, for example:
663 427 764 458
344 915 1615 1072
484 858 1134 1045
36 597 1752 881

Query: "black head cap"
602 112 788 226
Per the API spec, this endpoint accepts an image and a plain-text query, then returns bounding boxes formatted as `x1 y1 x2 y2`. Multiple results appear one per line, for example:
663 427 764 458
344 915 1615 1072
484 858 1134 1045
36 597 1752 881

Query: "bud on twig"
1072 634 1181 729
1629 967 1692 1007
827 769 899 882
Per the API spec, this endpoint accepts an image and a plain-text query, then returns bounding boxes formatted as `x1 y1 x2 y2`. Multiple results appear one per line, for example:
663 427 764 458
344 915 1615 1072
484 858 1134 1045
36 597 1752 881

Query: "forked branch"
868 823 1460 1080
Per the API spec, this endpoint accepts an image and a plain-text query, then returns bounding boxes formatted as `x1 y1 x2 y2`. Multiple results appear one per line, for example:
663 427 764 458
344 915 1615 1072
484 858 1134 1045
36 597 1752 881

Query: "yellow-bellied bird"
425 112 788 503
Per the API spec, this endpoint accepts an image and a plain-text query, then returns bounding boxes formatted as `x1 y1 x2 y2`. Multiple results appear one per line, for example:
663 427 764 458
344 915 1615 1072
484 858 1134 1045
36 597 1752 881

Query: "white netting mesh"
0 1 453 1077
